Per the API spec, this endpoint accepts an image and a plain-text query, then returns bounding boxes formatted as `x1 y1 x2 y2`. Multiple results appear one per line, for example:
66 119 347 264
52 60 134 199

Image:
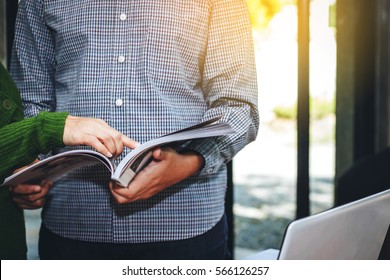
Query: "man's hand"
109 147 204 203
10 180 53 209
63 115 139 158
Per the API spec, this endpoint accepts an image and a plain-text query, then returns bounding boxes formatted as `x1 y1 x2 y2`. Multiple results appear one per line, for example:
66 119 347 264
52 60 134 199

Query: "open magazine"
1 116 235 188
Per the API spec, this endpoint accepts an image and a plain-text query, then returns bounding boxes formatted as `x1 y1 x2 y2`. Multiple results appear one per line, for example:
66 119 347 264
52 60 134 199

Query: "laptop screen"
277 189 390 260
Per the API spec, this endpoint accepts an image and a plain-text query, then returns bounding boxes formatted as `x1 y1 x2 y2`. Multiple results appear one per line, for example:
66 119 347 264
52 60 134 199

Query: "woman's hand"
63 115 139 157
8 159 50 209
10 180 52 209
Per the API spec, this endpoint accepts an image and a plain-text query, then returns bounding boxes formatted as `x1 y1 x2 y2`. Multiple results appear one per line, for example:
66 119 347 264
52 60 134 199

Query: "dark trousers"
39 214 229 260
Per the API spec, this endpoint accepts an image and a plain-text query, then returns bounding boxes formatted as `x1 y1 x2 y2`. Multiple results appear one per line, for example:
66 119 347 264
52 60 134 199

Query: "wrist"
37 111 68 149
182 150 205 174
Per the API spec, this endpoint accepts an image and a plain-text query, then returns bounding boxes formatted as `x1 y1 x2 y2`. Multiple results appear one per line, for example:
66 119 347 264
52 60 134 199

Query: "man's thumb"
152 147 163 159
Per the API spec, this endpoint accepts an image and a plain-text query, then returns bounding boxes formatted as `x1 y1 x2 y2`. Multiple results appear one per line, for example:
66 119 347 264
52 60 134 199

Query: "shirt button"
118 56 125 63
115 99 123 107
119 13 127 21
3 99 12 110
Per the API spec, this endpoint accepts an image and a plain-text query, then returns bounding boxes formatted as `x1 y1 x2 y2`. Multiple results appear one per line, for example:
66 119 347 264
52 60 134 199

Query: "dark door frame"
335 0 389 184
5 0 17 67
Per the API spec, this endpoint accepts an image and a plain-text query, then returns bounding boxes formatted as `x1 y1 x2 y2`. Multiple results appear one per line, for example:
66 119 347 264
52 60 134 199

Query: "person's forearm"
185 0 259 176
0 112 67 181
180 150 205 175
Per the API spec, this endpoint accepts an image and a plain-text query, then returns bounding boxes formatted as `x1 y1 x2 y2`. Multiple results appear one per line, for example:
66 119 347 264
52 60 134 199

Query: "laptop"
245 189 390 260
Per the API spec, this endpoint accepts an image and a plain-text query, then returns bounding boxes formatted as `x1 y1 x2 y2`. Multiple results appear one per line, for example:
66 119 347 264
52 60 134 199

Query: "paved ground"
24 117 335 260
24 209 41 260
233 117 334 258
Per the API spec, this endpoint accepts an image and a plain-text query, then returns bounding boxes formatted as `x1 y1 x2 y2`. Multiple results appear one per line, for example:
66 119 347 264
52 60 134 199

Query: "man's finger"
11 184 42 195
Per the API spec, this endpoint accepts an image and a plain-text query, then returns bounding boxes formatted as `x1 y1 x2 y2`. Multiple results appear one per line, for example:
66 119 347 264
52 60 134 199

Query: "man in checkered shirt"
10 0 259 259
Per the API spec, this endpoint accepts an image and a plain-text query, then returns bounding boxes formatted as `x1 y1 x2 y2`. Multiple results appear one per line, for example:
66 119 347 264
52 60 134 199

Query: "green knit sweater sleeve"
0 111 68 182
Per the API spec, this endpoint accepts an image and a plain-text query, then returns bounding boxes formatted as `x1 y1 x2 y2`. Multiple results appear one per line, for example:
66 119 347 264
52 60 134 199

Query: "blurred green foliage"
273 97 335 120
247 0 297 31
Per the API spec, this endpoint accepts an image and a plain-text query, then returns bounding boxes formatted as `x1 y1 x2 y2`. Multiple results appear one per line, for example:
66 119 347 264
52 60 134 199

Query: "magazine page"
1 150 114 186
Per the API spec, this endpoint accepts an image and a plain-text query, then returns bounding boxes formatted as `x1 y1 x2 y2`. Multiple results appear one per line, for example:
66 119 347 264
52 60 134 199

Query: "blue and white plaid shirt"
11 0 259 243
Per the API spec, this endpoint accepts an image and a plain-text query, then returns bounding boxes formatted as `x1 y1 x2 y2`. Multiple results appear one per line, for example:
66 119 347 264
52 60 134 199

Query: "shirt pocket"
144 5 209 87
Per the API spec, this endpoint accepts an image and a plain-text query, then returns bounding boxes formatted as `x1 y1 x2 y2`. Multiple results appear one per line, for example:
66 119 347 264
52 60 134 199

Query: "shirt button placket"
117 12 127 64
115 12 127 112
